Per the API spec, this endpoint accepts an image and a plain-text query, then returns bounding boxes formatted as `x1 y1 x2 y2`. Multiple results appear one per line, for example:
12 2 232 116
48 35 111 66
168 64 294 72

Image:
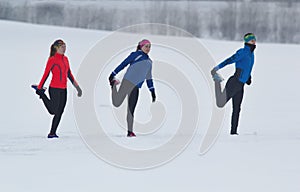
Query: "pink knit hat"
139 39 151 48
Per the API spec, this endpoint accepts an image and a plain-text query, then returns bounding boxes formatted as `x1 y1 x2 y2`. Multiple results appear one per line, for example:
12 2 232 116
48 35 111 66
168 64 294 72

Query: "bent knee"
112 100 122 107
216 101 226 108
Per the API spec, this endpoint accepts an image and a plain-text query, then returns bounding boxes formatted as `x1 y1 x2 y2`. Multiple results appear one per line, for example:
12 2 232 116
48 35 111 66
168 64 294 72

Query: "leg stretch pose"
32 39 82 138
211 33 256 135
40 88 67 136
214 75 244 134
111 79 139 135
109 39 156 137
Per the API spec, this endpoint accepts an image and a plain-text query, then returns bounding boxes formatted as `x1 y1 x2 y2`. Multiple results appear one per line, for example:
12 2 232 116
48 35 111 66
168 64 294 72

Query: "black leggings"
214 76 244 134
40 87 67 135
111 79 139 132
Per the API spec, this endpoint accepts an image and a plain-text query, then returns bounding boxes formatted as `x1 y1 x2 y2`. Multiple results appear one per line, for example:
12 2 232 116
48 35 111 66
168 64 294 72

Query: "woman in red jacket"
32 39 82 138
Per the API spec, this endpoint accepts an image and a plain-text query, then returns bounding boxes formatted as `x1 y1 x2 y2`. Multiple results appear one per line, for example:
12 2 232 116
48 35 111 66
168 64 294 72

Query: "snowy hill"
0 20 300 192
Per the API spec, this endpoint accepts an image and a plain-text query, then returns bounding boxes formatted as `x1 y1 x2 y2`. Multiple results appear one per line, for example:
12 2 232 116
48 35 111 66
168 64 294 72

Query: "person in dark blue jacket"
109 39 156 137
211 33 256 135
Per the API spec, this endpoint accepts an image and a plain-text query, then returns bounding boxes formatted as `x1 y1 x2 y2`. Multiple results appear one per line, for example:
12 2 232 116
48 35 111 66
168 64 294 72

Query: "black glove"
109 74 114 81
246 76 252 85
75 85 82 97
108 74 115 86
36 89 45 96
151 90 156 103
211 67 218 75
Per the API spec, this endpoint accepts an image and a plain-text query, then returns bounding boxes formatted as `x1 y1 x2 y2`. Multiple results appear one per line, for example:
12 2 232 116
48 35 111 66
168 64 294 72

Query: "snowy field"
0 20 300 191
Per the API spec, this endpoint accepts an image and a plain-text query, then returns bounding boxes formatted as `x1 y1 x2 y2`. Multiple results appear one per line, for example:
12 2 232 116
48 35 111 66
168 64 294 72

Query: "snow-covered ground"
0 20 300 192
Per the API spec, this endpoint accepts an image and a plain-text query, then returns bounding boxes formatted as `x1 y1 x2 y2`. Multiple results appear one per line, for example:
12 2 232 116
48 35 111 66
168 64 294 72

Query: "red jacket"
38 53 78 89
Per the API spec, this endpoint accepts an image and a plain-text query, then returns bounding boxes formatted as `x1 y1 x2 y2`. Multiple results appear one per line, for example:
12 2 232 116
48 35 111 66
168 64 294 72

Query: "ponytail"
49 44 57 58
136 44 141 51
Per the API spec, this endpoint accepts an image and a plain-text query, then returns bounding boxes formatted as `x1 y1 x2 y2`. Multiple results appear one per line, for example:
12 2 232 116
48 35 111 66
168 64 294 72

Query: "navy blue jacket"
216 44 255 83
111 50 154 91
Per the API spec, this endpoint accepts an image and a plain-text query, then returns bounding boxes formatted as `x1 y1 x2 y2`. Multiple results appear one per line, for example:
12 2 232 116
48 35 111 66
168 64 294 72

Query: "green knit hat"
244 33 256 42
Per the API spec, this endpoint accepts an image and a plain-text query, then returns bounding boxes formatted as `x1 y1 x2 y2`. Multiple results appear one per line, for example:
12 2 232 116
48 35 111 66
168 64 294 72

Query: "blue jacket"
111 50 154 91
216 44 255 83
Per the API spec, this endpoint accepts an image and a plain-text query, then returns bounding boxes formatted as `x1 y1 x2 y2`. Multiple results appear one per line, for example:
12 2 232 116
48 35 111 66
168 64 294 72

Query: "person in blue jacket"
211 33 256 135
109 39 156 137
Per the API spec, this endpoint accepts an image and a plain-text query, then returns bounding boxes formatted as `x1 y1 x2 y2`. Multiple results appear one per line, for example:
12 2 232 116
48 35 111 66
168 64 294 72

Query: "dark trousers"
111 79 139 132
214 76 244 134
40 87 67 135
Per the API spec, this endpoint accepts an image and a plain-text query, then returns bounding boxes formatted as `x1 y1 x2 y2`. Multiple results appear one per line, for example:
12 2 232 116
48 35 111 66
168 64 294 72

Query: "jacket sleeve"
66 57 79 87
37 58 53 89
111 52 136 76
68 69 78 87
146 67 154 92
216 49 246 70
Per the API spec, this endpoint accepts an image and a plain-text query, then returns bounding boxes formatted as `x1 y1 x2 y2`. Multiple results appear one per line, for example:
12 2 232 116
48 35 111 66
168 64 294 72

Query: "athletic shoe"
47 134 59 138
127 131 136 137
31 84 46 91
31 84 47 96
31 84 47 99
212 73 224 82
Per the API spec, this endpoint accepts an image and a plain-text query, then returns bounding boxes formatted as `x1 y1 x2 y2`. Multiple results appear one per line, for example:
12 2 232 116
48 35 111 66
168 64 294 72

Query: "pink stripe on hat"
139 39 151 48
